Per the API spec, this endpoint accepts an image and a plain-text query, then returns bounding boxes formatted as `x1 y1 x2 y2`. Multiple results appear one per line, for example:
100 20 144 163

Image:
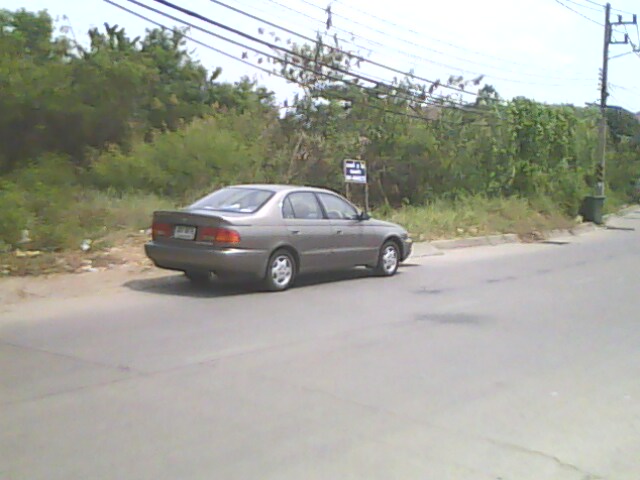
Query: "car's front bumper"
401 237 413 261
145 241 269 278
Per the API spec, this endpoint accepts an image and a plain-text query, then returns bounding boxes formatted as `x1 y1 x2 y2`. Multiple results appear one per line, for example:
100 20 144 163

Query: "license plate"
173 225 196 240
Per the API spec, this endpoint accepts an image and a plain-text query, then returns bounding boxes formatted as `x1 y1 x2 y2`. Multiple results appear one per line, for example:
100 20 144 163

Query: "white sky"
7 0 640 112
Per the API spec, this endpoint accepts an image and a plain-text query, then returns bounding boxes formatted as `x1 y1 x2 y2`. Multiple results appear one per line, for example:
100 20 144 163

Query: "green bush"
91 114 271 201
0 179 33 247
0 155 175 250
2 155 80 249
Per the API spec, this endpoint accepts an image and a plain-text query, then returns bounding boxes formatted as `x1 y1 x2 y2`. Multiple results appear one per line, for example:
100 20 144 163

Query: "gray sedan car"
145 184 412 291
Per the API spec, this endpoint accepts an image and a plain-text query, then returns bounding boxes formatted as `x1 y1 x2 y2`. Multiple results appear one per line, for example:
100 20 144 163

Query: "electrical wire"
134 0 498 114
104 0 603 124
622 24 640 59
118 0 424 103
248 0 594 84
105 0 497 122
578 0 635 15
305 0 544 70
554 0 603 25
291 0 595 80
560 0 603 12
206 0 490 93
209 0 591 88
609 49 635 59
610 84 640 98
103 0 283 77
149 0 483 99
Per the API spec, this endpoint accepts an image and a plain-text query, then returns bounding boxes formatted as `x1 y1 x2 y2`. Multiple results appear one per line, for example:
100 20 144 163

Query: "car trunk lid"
151 210 247 246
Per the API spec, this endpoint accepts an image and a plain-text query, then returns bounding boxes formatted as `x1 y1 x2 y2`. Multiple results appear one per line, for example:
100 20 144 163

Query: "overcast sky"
6 0 640 112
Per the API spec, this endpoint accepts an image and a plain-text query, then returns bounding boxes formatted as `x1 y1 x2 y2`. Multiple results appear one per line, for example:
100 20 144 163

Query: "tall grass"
379 195 576 241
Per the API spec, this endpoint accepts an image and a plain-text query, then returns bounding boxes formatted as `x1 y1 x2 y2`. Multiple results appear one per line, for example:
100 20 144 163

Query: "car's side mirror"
358 211 371 221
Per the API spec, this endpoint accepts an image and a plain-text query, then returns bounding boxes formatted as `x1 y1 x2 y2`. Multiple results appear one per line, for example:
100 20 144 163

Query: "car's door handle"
336 229 343 235
290 229 301 235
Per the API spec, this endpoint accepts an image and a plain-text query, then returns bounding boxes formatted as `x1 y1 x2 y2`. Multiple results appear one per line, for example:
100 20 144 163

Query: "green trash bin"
580 195 605 224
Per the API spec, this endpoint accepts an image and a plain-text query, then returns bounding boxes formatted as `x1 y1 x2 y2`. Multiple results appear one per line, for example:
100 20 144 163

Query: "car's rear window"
190 188 274 213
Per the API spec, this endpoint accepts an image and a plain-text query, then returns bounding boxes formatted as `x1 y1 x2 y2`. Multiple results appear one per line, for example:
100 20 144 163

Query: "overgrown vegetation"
1 8 639 259
381 195 575 241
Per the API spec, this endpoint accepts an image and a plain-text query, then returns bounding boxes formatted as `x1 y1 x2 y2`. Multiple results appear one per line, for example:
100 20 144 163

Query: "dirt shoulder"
0 234 171 311
0 264 172 311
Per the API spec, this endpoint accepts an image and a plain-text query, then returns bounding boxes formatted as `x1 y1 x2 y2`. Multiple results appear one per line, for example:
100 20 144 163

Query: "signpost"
343 159 369 213
343 159 367 184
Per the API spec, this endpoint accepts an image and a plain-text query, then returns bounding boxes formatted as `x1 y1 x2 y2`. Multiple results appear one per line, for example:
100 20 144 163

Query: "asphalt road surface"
2 211 640 480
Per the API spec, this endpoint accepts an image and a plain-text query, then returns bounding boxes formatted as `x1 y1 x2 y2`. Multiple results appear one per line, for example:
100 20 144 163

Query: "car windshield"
190 188 274 213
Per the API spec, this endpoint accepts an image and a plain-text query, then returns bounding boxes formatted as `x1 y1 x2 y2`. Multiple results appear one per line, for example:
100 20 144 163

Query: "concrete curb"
430 234 519 250
569 222 599 235
603 204 640 222
410 243 445 258
410 220 606 259
543 222 599 240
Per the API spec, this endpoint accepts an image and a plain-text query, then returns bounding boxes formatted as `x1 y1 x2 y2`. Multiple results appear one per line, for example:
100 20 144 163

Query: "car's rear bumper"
145 241 269 278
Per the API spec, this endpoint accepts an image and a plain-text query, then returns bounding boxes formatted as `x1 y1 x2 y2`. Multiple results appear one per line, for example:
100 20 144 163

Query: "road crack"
486 438 604 479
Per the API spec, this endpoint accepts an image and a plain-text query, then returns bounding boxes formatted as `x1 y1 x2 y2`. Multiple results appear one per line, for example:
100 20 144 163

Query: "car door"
282 192 335 272
316 192 368 267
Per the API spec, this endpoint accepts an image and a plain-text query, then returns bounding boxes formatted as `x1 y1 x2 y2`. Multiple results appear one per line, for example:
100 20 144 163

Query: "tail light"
198 227 241 244
152 222 172 240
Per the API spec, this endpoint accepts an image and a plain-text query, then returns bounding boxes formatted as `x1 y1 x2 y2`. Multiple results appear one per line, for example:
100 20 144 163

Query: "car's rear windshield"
190 187 274 214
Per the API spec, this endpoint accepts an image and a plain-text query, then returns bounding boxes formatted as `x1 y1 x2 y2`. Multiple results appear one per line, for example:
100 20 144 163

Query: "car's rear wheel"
374 240 400 277
264 249 296 291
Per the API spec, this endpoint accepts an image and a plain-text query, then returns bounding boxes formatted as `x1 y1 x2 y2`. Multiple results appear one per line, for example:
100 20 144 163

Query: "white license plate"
173 225 196 240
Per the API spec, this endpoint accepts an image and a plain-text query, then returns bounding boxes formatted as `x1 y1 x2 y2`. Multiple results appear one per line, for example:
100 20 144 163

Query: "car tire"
374 240 400 277
264 249 296 291
184 271 211 284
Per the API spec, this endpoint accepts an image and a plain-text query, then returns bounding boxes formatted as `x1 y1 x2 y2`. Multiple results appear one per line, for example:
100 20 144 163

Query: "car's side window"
317 193 359 220
282 196 295 219
285 192 324 220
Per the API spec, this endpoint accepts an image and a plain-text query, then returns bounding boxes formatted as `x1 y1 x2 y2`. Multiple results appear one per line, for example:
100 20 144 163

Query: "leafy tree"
606 107 640 143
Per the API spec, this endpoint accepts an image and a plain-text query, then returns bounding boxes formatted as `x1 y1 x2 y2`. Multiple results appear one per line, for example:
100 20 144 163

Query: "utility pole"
596 3 611 197
596 4 637 197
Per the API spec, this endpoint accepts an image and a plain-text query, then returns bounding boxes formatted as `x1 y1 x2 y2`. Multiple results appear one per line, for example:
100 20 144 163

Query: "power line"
103 0 281 77
104 0 598 127
271 0 595 84
609 49 635 58
610 84 640 98
578 0 635 15
155 0 563 117
554 0 604 25
217 0 595 89
290 0 595 81
561 0 604 12
621 19 640 59
302 0 632 76
306 0 550 70
105 1 505 127
234 0 384 58
206 0 496 95
150 0 481 98
108 0 495 119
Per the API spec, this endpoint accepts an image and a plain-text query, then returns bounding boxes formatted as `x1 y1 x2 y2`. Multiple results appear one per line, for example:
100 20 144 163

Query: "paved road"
2 212 640 480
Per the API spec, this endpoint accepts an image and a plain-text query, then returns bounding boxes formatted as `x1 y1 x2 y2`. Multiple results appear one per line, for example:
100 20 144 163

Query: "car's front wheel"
374 240 400 276
264 249 296 291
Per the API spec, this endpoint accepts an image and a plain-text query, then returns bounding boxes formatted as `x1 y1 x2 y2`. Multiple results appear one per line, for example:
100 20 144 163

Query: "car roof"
229 184 338 194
